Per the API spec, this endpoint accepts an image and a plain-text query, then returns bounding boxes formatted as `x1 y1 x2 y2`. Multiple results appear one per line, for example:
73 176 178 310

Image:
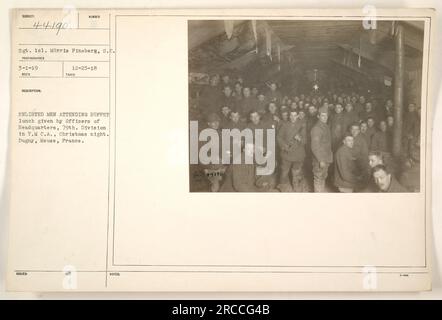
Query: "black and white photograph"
188 19 424 193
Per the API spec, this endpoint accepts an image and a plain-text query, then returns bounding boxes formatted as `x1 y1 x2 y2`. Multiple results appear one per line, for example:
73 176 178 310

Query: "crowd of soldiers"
190 73 421 193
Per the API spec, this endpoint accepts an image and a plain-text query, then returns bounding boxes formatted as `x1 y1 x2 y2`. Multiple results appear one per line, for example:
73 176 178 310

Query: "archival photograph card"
6 8 434 291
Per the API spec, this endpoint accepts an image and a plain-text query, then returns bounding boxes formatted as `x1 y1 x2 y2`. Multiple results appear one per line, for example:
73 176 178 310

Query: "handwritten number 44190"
32 21 69 35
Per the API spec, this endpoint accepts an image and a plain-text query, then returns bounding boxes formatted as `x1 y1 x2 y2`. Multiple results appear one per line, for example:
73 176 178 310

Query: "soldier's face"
367 119 375 127
289 112 298 122
351 126 360 137
230 112 240 123
269 104 277 114
319 112 328 123
250 113 260 125
221 107 230 116
387 116 394 126
282 112 289 121
224 87 232 96
345 104 352 112
270 83 277 91
343 136 354 148
243 88 251 97
335 104 343 113
208 121 220 130
369 155 383 168
298 111 305 120
380 121 387 132
258 94 265 101
374 170 391 191
361 123 367 132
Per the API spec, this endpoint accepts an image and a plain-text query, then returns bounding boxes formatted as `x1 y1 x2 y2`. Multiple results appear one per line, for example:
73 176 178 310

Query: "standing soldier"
371 120 389 152
330 103 346 151
203 113 227 192
310 106 333 192
277 111 307 192
350 122 370 183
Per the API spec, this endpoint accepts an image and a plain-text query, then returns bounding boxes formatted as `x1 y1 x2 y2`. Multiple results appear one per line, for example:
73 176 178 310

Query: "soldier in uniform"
334 133 361 192
372 165 407 193
402 103 420 159
220 85 237 111
200 75 223 117
359 121 371 147
342 103 359 134
330 103 346 151
365 117 377 145
310 105 333 192
350 122 370 183
359 102 376 122
399 135 420 192
203 113 227 192
277 111 307 192
219 105 231 129
225 110 246 131
371 120 389 152
262 102 280 130
255 93 267 116
238 87 257 119
267 82 282 104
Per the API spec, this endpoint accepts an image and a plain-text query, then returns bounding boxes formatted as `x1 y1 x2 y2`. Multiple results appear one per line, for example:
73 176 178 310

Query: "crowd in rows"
190 73 421 193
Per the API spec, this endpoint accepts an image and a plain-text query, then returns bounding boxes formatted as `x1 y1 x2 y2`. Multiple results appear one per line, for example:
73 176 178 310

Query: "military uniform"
377 176 408 193
330 112 346 150
371 130 389 152
359 110 377 122
220 162 258 192
365 126 376 145
267 89 282 104
310 119 333 192
277 119 307 191
238 96 257 118
262 112 280 131
352 133 370 180
220 95 237 112
334 144 358 192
